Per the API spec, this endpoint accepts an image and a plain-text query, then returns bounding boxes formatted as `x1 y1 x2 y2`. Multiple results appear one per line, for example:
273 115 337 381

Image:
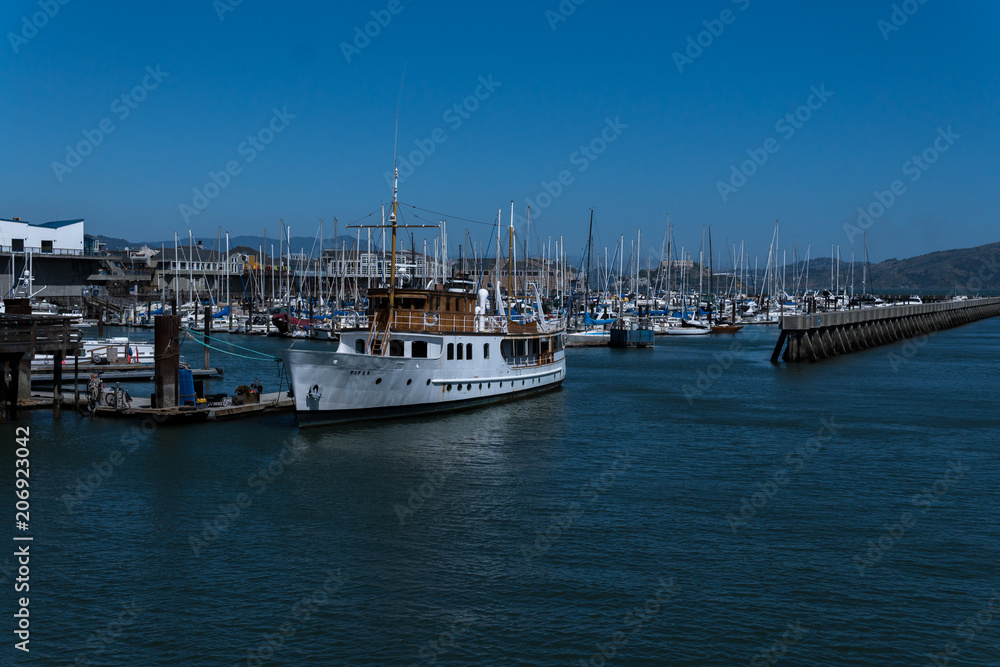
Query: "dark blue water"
4 321 1000 665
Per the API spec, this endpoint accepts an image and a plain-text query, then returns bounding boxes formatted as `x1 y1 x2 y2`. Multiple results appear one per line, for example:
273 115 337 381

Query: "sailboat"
279 171 567 426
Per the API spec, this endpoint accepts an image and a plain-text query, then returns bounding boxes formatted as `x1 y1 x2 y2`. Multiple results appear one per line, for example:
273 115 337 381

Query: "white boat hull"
281 332 566 426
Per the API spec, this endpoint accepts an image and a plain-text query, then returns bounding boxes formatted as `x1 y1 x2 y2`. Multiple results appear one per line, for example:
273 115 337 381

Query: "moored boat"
280 171 567 426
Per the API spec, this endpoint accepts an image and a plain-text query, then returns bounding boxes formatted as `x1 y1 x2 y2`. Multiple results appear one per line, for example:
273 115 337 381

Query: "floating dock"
771 297 1000 363
27 390 293 422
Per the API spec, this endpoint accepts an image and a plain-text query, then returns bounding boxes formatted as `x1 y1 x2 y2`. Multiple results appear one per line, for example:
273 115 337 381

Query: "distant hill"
775 242 1000 293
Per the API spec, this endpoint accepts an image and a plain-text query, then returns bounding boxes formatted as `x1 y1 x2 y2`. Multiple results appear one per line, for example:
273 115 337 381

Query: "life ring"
423 312 439 327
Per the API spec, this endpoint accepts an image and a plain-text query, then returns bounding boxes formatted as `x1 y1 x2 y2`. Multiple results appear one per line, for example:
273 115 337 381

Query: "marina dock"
26 390 293 421
771 297 1000 363
0 305 84 421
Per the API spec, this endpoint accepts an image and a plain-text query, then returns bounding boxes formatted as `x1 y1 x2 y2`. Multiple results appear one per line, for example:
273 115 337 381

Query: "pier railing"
780 298 1000 330
773 297 1000 363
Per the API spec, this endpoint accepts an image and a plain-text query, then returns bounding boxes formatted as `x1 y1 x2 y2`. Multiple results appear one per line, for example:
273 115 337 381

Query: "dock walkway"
771 297 1000 362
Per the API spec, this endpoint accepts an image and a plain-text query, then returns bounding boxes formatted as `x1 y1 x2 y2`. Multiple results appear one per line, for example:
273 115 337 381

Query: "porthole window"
467 384 472 391
375 378 382 385
447 384 452 391
406 379 412 385
426 379 431 386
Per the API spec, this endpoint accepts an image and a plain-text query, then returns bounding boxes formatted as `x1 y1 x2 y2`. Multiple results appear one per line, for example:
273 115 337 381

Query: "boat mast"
507 201 514 320
389 167 399 311
585 210 593 319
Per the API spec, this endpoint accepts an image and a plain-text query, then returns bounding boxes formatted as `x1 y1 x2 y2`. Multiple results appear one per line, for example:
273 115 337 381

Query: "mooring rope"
182 330 281 361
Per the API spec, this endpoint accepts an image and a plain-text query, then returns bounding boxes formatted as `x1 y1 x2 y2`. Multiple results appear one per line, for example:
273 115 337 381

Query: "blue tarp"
584 313 616 325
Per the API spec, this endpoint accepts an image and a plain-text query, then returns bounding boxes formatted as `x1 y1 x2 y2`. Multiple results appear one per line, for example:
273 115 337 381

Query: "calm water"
4 320 1000 666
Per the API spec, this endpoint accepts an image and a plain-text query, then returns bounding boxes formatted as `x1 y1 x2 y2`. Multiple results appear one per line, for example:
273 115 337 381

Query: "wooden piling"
154 315 180 408
204 304 212 370
53 351 63 419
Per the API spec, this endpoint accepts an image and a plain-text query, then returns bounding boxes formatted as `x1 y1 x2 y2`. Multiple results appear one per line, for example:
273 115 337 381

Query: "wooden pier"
771 297 1000 363
0 304 84 421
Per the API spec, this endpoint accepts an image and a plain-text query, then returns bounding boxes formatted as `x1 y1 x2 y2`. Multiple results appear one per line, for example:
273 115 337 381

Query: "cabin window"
447 343 454 360
41 240 53 253
483 344 490 359
355 339 365 354
501 340 513 358
389 340 404 357
435 297 441 311
466 343 472 360
11 239 24 252
515 340 526 357
457 343 464 360
412 341 428 358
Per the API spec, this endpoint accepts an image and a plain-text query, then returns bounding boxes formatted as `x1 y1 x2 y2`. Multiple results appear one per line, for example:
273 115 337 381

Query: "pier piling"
154 315 180 409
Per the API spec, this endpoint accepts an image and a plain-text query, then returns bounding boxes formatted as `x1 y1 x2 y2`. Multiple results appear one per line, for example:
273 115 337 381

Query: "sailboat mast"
507 201 514 320
585 210 593 318
389 167 399 311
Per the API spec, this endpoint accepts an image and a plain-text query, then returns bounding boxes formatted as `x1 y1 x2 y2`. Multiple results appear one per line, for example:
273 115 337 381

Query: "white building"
0 217 85 253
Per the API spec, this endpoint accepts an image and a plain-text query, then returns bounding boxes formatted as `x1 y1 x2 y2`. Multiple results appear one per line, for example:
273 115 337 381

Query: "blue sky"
3 1 998 263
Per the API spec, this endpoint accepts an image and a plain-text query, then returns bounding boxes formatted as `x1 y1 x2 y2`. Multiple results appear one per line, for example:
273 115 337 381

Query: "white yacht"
279 174 567 426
